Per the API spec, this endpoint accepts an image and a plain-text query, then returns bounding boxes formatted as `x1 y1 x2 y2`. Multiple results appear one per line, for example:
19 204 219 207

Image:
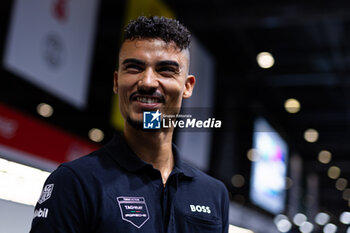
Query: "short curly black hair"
123 16 191 50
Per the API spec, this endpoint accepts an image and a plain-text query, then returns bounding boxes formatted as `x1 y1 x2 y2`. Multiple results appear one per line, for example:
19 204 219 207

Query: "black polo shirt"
30 134 229 233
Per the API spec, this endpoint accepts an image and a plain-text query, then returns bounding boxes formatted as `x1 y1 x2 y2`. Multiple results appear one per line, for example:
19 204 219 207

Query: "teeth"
136 97 159 104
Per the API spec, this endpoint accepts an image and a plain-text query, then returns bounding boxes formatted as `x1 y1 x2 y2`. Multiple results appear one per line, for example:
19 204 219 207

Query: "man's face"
114 39 195 128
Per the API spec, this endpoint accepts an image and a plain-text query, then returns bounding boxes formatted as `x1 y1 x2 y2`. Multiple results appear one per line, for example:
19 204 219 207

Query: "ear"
182 75 196 99
113 71 118 94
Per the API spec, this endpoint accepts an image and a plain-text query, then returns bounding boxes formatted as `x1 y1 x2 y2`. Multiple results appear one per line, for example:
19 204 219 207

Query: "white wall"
0 198 34 233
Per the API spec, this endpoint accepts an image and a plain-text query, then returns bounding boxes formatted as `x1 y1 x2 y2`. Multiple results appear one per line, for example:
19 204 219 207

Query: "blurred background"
1 0 350 233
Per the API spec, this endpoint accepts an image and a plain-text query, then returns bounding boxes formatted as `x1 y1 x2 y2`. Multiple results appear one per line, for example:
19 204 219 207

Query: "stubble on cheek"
126 116 143 130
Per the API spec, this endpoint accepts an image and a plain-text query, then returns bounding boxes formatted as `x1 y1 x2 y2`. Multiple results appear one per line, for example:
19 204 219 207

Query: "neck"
123 123 174 185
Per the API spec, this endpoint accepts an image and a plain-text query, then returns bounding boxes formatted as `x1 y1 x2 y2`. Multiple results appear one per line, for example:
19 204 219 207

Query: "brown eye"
157 67 177 77
125 64 143 73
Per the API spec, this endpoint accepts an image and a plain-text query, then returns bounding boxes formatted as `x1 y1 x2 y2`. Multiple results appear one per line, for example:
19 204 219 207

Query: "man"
30 16 229 233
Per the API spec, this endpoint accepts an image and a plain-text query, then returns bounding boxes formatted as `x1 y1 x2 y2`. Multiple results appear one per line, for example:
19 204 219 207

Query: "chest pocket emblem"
117 196 150 228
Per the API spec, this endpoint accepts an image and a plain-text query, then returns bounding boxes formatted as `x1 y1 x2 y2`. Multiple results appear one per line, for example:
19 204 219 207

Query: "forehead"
119 39 189 65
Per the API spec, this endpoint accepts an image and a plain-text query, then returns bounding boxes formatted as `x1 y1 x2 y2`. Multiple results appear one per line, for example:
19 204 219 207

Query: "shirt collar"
171 143 195 178
105 132 195 178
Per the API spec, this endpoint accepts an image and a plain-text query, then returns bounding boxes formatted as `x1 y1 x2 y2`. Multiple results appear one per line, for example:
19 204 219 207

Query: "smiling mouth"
135 96 162 104
130 91 165 104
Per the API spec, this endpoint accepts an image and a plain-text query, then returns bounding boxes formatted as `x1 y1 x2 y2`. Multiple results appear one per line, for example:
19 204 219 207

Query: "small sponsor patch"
33 208 49 219
117 196 150 228
38 184 54 204
190 204 211 214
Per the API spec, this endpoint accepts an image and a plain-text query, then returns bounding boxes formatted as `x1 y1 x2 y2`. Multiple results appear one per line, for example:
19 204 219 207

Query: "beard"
126 116 144 130
126 115 165 132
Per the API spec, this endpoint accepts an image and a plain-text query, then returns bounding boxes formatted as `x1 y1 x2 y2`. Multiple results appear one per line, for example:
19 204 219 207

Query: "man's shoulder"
62 145 108 170
57 139 122 179
181 161 227 192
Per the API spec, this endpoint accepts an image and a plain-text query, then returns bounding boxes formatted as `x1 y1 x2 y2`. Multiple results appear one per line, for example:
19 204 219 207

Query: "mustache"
129 89 165 103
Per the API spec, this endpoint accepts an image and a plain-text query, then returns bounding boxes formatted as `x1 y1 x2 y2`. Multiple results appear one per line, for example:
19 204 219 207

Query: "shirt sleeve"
221 186 229 233
29 165 89 233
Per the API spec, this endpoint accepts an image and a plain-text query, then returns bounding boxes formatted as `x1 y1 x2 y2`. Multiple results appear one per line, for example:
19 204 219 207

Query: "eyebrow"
122 58 145 66
121 58 180 69
156 60 180 68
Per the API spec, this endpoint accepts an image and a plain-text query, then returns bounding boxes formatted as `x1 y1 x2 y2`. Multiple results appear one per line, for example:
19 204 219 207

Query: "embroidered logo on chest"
190 204 211 214
117 196 150 228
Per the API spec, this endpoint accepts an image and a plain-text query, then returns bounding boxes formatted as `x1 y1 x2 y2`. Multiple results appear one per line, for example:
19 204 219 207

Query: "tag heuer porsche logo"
38 184 54 204
117 196 150 228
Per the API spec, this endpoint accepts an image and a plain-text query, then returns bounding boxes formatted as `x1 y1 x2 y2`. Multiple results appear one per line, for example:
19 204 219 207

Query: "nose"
138 68 159 91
